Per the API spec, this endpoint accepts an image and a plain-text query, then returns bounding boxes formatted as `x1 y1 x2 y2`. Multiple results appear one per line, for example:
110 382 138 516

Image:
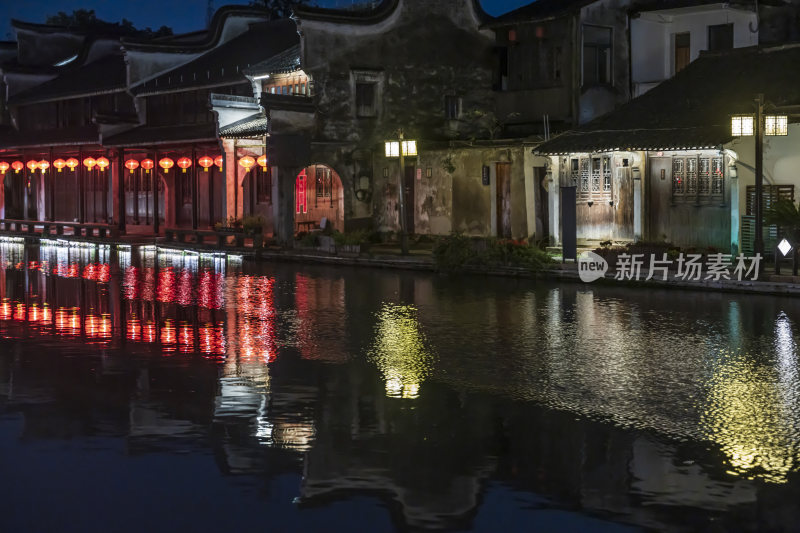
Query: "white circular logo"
577 251 609 283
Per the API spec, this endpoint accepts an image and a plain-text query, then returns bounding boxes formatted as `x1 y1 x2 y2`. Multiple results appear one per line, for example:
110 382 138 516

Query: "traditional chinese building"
535 43 800 255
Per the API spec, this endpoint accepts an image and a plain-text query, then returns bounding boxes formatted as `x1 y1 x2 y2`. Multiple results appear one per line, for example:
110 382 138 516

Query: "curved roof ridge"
121 5 272 52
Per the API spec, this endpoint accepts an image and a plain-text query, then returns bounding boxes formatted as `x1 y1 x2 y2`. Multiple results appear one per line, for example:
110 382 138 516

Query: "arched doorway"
295 164 344 233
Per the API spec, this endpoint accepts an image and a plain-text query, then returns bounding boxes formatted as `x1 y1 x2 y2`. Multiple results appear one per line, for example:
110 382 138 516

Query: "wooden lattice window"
571 155 611 202
315 167 332 199
672 155 724 201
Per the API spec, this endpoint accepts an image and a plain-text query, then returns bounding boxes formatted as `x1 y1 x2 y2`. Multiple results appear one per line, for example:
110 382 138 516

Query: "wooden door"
496 162 511 238
404 165 415 234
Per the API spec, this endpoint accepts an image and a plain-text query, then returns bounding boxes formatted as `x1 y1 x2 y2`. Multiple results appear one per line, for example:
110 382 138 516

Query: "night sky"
0 0 530 40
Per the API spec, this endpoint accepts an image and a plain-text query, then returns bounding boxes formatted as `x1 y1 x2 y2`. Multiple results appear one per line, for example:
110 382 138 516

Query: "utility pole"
397 130 409 255
754 93 764 258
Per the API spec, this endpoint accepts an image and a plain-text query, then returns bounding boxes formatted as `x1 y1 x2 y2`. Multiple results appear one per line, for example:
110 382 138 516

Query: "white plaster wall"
125 50 203 87
727 123 800 226
632 7 757 89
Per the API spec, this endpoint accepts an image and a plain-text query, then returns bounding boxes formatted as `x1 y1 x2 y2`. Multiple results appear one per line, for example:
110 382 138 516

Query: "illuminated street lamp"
730 94 789 257
384 132 416 255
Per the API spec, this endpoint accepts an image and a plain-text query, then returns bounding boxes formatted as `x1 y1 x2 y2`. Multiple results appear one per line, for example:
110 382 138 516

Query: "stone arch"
295 164 345 233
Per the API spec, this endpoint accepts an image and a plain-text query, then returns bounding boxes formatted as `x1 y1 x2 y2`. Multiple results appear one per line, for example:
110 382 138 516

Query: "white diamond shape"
778 238 793 256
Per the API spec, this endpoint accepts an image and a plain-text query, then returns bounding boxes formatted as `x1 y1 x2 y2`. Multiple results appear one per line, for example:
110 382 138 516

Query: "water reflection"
2 242 800 532
370 304 434 399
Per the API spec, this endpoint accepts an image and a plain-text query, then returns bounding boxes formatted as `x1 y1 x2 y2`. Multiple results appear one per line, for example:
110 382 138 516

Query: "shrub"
241 215 266 234
297 232 318 247
333 230 369 246
433 233 552 272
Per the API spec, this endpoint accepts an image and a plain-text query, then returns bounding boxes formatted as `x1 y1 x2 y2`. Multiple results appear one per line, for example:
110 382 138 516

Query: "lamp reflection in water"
700 311 799 483
369 304 435 399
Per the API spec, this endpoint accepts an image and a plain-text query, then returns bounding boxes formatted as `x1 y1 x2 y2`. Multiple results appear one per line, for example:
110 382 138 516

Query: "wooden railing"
164 228 263 250
0 219 119 239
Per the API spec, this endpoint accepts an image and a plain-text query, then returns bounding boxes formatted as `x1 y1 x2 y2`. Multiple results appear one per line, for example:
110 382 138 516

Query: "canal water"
1 242 799 532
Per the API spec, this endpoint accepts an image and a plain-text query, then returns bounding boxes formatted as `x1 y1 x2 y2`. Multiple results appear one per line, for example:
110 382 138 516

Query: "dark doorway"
496 162 511 238
404 164 415 234
535 166 549 242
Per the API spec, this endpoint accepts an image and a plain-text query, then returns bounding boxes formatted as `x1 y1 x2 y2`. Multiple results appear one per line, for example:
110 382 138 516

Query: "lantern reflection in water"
233 275 277 364
161 319 177 352
0 300 12 321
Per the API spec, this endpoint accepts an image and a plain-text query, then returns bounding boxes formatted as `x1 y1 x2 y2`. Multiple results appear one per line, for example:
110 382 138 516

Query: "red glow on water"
178 323 194 353
177 269 194 306
142 267 155 301
160 319 176 352
124 266 140 300
0 300 11 320
143 321 156 344
157 268 176 304
13 303 25 321
127 317 142 341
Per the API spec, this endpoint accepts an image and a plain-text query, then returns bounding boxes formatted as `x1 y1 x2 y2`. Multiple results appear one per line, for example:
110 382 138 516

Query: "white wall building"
631 2 758 97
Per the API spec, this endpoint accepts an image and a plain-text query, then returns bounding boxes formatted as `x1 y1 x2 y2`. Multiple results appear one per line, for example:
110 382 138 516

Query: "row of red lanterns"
0 155 268 175
0 157 110 174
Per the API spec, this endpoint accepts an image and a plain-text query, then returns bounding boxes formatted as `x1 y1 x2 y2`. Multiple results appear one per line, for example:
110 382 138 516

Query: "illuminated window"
296 169 307 214
731 115 754 136
765 115 788 136
315 167 332 199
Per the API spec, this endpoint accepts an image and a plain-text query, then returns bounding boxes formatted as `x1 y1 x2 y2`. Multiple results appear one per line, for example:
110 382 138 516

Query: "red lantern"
0 161 8 174
141 159 154 173
257 155 267 170
83 157 96 170
177 157 192 173
38 160 50 173
159 158 174 173
125 159 139 173
11 161 24 174
53 159 66 172
26 160 38 172
96 157 109 171
198 156 213 172
65 158 79 172
239 156 255 172
214 155 223 170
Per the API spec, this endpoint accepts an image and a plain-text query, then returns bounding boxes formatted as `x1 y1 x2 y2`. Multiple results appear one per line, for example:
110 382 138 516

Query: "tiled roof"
295 0 491 25
0 125 99 149
8 54 126 105
131 19 298 96
244 45 301 76
535 44 800 154
103 123 218 147
219 113 269 139
487 0 596 26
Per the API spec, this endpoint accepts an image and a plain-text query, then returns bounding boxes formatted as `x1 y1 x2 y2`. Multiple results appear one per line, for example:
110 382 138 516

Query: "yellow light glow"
385 141 400 158
402 140 417 157
369 304 434 399
765 115 788 136
731 115 754 137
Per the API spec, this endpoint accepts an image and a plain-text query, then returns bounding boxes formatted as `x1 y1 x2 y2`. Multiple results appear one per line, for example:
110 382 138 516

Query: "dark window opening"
583 25 612 87
257 165 272 204
445 95 461 120
708 23 733 51
355 83 376 117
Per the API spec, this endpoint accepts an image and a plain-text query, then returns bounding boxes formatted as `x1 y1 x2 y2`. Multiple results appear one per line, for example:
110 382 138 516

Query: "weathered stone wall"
297 0 496 230
373 144 531 239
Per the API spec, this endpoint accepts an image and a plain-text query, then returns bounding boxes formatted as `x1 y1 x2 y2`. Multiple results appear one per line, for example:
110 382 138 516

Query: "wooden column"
117 149 126 234
78 148 85 223
208 157 214 228
153 149 160 235
191 146 198 230
48 147 55 221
